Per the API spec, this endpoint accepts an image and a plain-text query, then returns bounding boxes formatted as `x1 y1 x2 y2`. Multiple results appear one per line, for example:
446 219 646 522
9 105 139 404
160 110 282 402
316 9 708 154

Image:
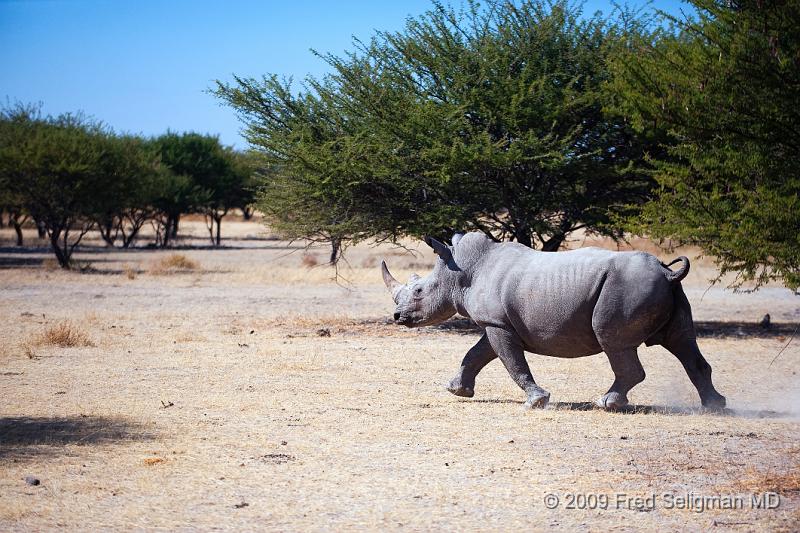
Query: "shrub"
150 253 200 274
40 320 95 348
23 320 95 357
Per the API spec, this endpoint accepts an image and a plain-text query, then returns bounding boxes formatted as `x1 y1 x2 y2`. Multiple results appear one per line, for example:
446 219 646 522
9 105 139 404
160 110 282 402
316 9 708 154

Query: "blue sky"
1 0 690 148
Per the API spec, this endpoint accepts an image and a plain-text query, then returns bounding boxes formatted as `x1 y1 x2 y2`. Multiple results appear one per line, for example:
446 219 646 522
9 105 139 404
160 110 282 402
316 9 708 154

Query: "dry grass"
737 468 800 495
123 264 137 280
20 320 95 358
149 253 200 274
1 220 798 530
301 252 319 267
40 321 94 348
41 257 60 271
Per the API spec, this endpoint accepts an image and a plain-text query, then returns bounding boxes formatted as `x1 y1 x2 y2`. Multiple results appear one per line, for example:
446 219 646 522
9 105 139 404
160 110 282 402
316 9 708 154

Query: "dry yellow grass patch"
301 252 319 267
21 320 95 358
149 253 200 274
123 264 137 279
143 457 166 466
737 468 800 495
41 257 60 271
40 321 95 348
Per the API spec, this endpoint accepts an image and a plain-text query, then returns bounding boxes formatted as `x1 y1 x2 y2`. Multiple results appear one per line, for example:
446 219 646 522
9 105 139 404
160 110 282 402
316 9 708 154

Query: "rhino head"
381 234 464 328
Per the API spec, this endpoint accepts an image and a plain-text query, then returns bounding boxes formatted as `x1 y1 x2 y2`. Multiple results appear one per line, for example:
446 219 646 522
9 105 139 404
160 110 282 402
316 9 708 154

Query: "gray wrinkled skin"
381 232 726 411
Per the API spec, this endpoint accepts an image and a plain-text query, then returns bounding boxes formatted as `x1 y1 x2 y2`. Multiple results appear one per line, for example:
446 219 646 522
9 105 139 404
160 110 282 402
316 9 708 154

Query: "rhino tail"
661 256 690 284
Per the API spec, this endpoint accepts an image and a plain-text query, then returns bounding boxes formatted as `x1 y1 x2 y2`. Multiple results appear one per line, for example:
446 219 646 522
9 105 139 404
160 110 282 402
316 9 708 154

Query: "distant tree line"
0 104 257 268
215 0 799 290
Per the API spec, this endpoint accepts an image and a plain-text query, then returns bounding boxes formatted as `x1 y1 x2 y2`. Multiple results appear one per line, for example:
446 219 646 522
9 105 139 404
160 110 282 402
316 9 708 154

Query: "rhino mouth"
394 312 414 327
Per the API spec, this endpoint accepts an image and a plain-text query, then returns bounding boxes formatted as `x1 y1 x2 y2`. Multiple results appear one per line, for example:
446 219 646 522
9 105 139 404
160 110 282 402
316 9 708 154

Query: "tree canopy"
0 105 158 266
215 0 658 257
0 105 257 265
610 0 800 290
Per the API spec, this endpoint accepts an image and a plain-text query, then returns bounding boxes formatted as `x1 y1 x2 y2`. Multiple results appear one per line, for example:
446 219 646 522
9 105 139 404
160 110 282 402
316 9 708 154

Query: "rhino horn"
381 260 404 301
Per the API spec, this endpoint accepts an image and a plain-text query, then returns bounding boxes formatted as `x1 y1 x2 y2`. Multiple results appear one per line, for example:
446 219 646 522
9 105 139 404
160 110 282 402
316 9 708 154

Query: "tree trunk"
242 207 253 220
36 219 46 239
161 226 171 248
9 211 26 246
160 219 171 248
99 220 117 247
515 229 532 248
329 238 341 265
214 215 222 246
541 233 565 252
121 218 144 249
171 214 180 239
50 231 70 268
13 220 23 246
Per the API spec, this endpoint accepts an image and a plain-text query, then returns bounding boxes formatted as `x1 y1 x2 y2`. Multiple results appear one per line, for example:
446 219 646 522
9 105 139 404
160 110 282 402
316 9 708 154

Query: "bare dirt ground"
1 218 798 531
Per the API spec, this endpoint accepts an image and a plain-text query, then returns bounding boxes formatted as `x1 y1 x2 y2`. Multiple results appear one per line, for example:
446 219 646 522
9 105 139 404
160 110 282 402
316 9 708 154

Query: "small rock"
234 502 249 509
759 313 771 329
281 441 288 446
316 328 331 337
620 436 629 440
24 476 40 486
249 330 255 334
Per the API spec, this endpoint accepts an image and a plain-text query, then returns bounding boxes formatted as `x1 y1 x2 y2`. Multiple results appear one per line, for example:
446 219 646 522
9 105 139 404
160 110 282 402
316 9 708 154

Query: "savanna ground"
1 217 798 531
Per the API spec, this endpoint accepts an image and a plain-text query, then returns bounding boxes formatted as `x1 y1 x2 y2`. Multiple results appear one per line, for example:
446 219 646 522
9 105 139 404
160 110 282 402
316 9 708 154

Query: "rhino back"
464 244 667 357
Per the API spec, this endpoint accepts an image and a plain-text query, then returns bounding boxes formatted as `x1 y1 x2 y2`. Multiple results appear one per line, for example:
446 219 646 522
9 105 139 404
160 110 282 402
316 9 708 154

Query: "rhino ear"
451 232 464 246
424 236 453 263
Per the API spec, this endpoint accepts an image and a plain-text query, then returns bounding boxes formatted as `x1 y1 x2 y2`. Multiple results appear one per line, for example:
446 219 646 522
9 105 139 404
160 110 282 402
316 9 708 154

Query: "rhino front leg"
447 333 497 398
485 327 550 409
597 348 646 410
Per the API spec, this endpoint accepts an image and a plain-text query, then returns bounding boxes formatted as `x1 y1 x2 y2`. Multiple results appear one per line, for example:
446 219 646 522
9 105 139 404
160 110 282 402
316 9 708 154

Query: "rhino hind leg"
662 336 726 409
596 348 646 410
660 286 726 409
484 327 550 409
447 333 497 398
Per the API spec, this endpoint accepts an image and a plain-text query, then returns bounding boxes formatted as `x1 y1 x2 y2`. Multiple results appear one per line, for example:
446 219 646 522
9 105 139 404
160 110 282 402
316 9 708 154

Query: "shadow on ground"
457 398 793 419
0 416 154 459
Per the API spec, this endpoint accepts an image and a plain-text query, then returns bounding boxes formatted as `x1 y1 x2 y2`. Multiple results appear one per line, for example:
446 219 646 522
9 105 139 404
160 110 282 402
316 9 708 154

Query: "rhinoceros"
380 232 726 410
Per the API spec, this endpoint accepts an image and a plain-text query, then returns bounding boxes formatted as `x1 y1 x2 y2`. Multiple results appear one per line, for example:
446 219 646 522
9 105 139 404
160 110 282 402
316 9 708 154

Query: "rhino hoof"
701 392 726 411
597 392 628 411
446 383 474 398
523 392 550 410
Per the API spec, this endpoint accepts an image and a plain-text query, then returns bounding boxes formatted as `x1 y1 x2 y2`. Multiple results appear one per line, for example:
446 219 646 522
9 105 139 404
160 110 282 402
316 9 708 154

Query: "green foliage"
0 106 258 260
154 132 252 245
215 0 657 252
610 1 800 289
0 104 155 266
93 135 162 248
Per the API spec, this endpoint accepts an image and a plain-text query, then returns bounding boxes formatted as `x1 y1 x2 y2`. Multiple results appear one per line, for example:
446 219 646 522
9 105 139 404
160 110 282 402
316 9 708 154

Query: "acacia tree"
0 104 35 246
0 106 116 267
94 135 162 248
198 147 254 247
215 1 658 253
155 132 242 246
0 181 29 246
611 0 800 290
